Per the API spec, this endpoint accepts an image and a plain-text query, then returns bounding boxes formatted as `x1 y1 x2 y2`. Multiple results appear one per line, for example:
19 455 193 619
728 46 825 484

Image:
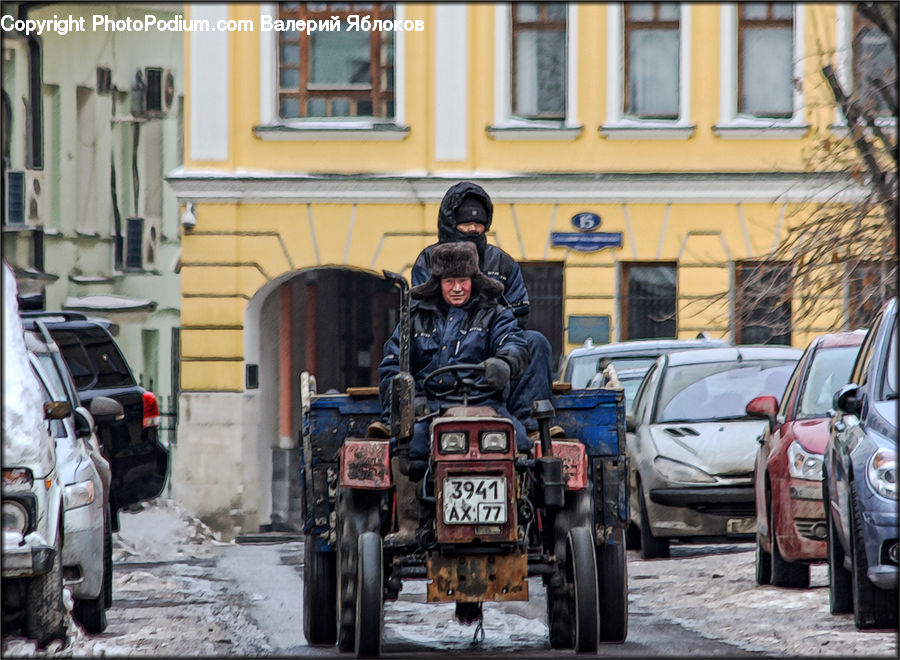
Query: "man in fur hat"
410 181 553 436
376 241 531 545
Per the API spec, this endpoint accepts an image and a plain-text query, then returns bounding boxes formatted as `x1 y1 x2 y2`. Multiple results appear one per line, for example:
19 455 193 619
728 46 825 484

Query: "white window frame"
255 3 408 141
488 3 581 141
601 3 694 140
714 3 808 139
831 3 897 132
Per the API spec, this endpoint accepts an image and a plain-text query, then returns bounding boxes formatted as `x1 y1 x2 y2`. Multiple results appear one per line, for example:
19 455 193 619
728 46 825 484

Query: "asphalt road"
2 500 894 658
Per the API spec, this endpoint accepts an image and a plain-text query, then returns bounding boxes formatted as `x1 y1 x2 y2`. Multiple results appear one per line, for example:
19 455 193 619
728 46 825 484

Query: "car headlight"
439 431 467 454
654 457 716 484
867 448 897 500
2 501 29 533
64 480 96 510
787 441 824 481
480 430 509 453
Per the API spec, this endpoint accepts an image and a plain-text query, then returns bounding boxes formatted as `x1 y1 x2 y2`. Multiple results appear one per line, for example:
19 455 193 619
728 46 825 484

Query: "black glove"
481 357 511 391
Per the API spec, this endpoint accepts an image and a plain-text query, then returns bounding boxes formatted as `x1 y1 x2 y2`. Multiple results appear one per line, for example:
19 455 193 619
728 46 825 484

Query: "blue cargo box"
552 387 624 458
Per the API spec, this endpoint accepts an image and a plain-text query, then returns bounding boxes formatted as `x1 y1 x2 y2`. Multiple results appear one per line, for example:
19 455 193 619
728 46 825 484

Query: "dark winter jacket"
378 292 530 417
411 182 531 324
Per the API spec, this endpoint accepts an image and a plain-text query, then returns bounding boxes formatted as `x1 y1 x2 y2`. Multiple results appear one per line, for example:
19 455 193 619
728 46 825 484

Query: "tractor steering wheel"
423 363 499 405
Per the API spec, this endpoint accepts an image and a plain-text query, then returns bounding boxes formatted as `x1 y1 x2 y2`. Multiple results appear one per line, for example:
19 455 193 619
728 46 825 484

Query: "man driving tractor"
372 241 531 545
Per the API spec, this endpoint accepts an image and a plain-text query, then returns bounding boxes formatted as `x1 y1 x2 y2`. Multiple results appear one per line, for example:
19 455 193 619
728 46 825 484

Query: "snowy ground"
2 498 896 657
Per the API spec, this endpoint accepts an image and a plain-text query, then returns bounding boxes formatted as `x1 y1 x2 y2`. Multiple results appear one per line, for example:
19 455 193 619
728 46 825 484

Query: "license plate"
726 517 755 535
442 476 507 525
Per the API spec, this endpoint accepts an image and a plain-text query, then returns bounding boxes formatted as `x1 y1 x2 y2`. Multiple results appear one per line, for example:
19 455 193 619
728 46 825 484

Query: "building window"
621 263 677 341
852 9 895 118
738 2 794 118
276 3 394 119
624 3 680 119
848 260 897 328
735 261 792 345
511 2 567 120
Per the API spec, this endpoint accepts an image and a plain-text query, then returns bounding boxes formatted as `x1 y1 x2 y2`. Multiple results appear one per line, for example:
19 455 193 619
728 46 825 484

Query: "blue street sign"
571 212 601 231
551 232 623 252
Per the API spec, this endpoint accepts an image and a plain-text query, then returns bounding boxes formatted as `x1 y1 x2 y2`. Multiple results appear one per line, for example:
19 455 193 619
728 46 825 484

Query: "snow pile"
2 261 55 468
628 544 897 657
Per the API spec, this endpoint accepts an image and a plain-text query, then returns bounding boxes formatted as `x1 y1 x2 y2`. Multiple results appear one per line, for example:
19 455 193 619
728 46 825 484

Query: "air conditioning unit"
4 170 45 226
142 67 175 118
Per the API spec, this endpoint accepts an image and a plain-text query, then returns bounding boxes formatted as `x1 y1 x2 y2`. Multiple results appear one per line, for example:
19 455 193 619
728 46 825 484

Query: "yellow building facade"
170 3 872 534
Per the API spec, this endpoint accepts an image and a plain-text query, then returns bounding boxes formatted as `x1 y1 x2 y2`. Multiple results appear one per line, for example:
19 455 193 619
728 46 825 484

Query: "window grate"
125 217 144 270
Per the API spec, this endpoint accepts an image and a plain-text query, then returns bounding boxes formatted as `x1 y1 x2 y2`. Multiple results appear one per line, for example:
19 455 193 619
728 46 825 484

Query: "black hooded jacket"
411 182 530 325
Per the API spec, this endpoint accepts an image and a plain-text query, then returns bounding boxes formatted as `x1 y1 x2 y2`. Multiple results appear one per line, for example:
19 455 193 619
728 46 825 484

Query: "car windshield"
881 317 897 401
570 355 658 389
654 360 795 423
797 345 859 418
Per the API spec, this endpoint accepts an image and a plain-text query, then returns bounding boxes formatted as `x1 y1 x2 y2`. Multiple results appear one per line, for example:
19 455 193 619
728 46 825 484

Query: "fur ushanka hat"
410 241 504 301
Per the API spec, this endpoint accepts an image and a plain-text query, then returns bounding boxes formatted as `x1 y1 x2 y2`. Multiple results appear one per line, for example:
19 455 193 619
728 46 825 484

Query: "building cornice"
165 170 868 205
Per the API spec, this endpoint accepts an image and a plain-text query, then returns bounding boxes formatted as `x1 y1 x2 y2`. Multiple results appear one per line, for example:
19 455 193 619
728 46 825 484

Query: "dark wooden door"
520 262 564 368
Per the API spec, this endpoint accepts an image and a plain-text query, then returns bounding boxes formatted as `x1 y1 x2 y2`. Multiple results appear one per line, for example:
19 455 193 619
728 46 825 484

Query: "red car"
748 331 864 588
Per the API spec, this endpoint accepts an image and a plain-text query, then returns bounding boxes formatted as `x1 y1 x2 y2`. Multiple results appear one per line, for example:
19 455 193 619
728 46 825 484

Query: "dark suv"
21 312 168 528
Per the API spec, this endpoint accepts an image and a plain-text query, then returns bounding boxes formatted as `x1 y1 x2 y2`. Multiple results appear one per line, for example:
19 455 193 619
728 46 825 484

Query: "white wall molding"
434 4 468 161
167 170 868 205
189 3 230 162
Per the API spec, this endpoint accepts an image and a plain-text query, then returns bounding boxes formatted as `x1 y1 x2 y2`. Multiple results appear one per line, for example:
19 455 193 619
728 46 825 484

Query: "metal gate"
520 262 564 368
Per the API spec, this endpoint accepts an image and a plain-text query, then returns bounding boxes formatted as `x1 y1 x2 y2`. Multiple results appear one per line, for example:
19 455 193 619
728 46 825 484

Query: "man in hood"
411 181 553 434
377 241 530 546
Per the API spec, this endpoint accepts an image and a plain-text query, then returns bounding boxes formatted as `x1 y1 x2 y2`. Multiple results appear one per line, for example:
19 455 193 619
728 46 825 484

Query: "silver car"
26 334 123 634
626 346 801 558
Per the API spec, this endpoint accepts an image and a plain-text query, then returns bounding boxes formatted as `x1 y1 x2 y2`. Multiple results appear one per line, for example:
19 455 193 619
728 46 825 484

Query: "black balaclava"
436 182 494 264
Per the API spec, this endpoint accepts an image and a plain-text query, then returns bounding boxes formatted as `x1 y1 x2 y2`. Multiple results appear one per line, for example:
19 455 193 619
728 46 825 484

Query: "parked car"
749 331 864 588
625 345 801 558
558 337 730 389
2 264 66 647
587 366 648 415
25 326 125 632
21 312 168 527
823 298 898 629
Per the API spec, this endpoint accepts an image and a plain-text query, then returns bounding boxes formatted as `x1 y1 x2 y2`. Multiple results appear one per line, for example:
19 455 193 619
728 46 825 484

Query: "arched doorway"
244 267 401 531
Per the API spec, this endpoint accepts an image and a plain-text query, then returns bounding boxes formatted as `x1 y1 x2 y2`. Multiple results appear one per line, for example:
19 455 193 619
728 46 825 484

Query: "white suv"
2 263 67 647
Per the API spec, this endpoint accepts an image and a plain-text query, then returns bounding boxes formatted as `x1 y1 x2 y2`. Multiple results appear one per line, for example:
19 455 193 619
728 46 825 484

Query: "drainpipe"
279 283 292 448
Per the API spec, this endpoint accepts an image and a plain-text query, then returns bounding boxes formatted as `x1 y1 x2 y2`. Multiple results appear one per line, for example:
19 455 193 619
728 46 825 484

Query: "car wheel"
25 525 66 648
103 508 113 608
824 479 852 614
638 483 669 559
849 482 897 629
72 582 107 634
769 497 809 589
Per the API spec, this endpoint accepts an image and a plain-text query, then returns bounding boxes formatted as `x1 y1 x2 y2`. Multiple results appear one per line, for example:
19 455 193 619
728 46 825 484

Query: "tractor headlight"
787 441 824 481
867 448 897 500
64 480 96 510
480 431 509 453
439 431 468 454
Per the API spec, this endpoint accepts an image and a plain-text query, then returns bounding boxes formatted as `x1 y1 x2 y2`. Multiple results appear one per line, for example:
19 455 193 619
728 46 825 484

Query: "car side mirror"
745 395 778 433
625 413 636 433
44 400 71 420
833 384 861 417
90 396 125 426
